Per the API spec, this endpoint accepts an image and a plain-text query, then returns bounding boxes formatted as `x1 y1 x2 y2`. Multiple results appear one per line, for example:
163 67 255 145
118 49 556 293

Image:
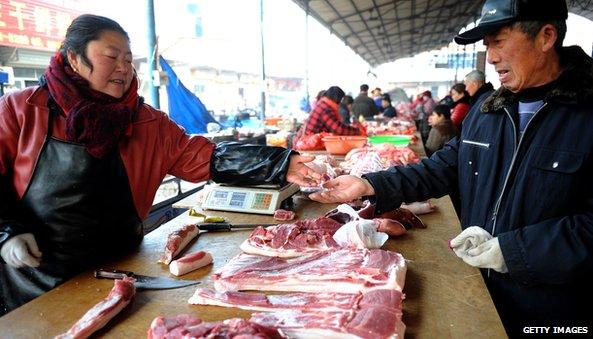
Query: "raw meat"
273 209 295 221
147 314 284 339
239 218 343 257
158 224 199 265
349 152 384 178
188 288 404 314
401 201 435 215
169 251 213 276
251 306 405 339
213 248 406 294
55 277 135 339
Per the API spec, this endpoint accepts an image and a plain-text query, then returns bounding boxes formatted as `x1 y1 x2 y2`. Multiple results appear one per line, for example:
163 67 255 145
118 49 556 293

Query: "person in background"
310 89 326 111
381 93 396 118
464 70 495 108
372 87 383 112
310 0 593 335
0 14 321 315
424 104 458 156
339 95 354 124
449 83 471 129
302 86 363 135
351 84 379 121
421 90 436 116
414 91 434 145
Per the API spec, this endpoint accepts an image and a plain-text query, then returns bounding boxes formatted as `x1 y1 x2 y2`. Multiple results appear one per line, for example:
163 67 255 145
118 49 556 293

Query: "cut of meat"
55 277 135 339
169 251 213 276
250 306 405 339
158 224 199 265
239 218 343 257
147 314 284 339
401 201 435 215
213 248 406 294
188 288 403 314
273 209 295 221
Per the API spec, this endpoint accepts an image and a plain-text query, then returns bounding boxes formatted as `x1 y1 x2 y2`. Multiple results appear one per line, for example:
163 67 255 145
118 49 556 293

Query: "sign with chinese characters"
0 0 82 51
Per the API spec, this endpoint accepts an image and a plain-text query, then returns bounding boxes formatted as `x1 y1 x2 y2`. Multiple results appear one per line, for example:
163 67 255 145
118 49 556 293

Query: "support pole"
260 0 266 119
147 0 160 109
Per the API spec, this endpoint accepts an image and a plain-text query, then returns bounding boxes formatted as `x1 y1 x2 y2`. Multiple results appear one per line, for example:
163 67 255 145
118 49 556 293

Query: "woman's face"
68 30 134 98
428 112 444 126
451 89 464 102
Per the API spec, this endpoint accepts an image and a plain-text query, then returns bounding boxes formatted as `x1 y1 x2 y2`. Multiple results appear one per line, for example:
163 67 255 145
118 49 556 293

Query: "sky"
82 0 593 98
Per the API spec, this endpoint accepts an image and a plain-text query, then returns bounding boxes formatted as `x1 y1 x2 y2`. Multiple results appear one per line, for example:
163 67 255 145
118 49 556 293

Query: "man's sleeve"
363 137 459 214
498 213 593 286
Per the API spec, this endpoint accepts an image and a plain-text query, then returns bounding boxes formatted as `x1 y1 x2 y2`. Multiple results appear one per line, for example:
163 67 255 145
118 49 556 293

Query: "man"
310 0 593 335
351 84 379 120
463 70 495 108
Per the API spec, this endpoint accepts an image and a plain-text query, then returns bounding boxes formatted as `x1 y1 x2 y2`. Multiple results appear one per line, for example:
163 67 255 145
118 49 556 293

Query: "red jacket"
0 86 215 219
451 101 470 128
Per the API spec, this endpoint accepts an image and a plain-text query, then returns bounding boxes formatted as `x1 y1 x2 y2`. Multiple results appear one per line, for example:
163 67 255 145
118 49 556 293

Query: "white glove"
449 226 509 273
464 237 508 273
449 226 493 258
0 233 42 268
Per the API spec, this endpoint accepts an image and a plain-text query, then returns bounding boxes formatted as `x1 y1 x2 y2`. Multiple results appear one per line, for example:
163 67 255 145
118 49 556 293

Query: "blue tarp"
159 56 218 134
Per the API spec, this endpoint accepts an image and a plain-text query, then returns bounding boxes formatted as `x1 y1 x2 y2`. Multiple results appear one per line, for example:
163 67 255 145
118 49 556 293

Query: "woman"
450 83 471 129
339 95 354 124
0 15 319 314
302 86 363 136
381 93 396 118
425 104 459 156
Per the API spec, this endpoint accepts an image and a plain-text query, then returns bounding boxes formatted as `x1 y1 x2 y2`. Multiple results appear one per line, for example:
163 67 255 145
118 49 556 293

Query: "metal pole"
304 0 310 110
259 0 266 119
147 0 160 109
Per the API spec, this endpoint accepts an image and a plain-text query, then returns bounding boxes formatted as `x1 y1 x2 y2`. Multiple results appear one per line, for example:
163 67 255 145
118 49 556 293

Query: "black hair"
324 86 346 104
59 14 130 72
381 93 391 103
341 95 354 105
316 90 326 101
514 20 566 52
432 104 452 120
360 84 369 92
451 83 466 94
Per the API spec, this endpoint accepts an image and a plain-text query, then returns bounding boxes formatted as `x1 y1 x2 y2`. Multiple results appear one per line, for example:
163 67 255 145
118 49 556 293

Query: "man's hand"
286 154 323 187
309 175 375 203
0 233 42 268
449 226 508 273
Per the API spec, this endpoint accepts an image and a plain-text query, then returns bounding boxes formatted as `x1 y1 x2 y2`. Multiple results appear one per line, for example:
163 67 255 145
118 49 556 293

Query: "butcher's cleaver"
94 269 201 290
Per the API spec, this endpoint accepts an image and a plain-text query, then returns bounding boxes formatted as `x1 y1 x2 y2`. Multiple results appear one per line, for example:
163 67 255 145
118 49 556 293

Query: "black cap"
455 0 568 45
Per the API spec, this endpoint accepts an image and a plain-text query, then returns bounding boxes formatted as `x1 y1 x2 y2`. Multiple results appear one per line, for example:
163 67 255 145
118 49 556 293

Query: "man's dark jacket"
364 46 593 330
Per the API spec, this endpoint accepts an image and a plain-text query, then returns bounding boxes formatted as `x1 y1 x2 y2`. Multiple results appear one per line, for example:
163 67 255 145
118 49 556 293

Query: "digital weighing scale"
201 183 300 215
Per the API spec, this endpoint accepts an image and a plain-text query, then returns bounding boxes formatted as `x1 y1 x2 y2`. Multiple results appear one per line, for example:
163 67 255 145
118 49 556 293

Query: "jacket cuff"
361 172 403 215
498 230 534 286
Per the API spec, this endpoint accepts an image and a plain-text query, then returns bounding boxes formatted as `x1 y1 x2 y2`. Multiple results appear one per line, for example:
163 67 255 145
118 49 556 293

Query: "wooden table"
0 194 506 338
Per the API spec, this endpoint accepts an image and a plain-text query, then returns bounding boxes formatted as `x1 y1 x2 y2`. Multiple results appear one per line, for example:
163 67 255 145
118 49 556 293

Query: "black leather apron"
0 106 143 313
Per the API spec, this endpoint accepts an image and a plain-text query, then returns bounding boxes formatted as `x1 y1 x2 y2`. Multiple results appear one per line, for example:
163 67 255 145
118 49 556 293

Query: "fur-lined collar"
481 46 593 112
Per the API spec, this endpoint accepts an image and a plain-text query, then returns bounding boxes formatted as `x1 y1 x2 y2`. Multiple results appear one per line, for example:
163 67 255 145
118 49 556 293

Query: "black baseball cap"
455 0 568 45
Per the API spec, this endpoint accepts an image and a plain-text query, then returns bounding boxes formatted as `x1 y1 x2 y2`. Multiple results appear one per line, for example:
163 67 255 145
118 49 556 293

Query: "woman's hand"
309 175 375 203
286 155 323 187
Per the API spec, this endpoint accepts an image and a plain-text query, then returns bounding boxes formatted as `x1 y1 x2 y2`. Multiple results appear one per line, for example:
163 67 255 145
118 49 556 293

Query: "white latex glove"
0 233 42 268
464 238 508 273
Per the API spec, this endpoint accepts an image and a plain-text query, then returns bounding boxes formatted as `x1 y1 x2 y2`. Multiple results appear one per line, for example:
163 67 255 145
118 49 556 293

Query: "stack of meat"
293 132 333 151
341 144 420 177
182 203 427 338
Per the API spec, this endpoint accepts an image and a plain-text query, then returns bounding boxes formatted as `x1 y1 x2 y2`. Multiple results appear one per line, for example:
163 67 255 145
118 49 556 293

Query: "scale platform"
201 183 299 215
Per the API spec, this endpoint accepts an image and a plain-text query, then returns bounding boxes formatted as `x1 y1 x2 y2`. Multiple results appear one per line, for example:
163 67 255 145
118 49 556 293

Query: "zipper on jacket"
461 139 491 148
488 103 547 277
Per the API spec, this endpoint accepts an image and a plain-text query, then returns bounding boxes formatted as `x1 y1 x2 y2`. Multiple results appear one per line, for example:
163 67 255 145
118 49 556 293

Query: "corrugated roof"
291 0 593 66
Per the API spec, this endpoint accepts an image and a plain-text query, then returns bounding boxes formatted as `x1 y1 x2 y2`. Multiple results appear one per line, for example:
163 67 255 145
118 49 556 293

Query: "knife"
94 269 201 290
198 223 277 231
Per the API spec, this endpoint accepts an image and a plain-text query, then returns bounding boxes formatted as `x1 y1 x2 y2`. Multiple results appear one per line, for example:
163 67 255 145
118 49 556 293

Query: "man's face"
464 79 478 96
484 25 549 93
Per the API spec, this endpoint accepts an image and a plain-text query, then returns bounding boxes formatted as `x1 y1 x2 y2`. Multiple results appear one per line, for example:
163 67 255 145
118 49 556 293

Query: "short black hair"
323 86 345 104
514 20 566 52
381 93 391 103
59 14 130 72
432 104 451 120
341 95 354 105
360 84 369 92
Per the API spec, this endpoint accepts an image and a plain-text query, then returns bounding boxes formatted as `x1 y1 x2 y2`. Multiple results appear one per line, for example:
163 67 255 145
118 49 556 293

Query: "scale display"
201 184 299 215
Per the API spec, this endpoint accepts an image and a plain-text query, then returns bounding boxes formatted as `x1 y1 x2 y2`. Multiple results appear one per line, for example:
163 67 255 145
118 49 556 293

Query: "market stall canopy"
291 0 593 67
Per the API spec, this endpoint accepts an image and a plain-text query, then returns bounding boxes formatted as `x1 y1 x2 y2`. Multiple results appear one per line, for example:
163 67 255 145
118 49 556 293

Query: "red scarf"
43 53 140 158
